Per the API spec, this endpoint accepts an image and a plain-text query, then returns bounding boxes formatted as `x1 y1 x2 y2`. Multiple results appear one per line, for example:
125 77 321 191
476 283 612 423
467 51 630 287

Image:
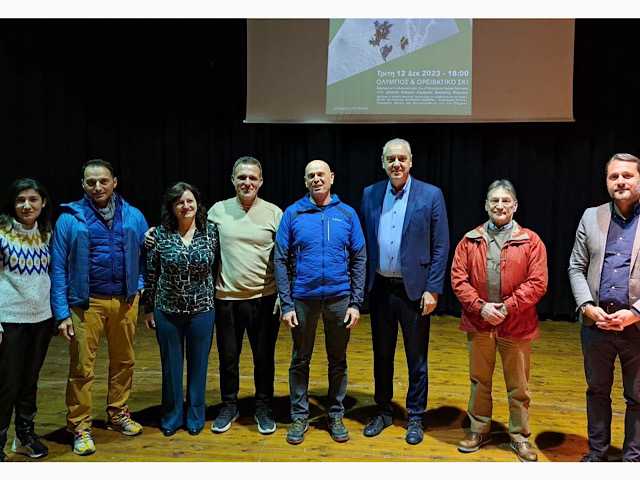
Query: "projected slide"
326 19 473 116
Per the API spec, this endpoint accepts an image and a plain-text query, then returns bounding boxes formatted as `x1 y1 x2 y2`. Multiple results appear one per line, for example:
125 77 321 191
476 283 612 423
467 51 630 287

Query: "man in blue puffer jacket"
50 159 148 456
274 160 366 446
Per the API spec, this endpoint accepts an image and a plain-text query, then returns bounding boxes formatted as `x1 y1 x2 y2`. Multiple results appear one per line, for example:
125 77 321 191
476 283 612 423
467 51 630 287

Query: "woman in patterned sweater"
144 182 218 437
0 178 54 462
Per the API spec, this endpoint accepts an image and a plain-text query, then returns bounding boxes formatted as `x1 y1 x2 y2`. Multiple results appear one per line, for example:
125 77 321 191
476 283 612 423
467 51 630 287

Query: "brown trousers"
466 332 532 443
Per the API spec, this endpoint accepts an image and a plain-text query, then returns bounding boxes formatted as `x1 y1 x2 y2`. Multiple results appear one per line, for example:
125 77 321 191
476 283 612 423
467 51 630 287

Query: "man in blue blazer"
359 138 449 445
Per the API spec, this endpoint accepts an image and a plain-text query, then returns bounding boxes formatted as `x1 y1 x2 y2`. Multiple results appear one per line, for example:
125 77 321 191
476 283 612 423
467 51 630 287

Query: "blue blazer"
359 176 450 301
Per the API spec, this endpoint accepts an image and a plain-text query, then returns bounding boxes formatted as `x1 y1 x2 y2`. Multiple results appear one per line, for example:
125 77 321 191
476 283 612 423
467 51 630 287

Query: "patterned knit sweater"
0 219 52 333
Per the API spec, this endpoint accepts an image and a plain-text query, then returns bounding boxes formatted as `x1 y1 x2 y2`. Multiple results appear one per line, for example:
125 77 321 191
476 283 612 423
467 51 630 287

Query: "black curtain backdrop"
1 19 638 319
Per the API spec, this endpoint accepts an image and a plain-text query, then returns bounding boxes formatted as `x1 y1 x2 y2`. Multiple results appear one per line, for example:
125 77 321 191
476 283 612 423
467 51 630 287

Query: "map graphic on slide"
326 19 473 116
327 19 461 86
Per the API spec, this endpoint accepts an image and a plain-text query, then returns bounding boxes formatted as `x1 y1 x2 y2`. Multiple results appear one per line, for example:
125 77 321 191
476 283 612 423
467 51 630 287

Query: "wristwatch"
580 302 593 314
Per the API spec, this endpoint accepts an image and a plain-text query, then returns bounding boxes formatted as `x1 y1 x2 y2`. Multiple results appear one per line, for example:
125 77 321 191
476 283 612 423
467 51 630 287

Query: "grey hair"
381 138 412 158
605 153 640 176
232 156 262 178
487 179 517 201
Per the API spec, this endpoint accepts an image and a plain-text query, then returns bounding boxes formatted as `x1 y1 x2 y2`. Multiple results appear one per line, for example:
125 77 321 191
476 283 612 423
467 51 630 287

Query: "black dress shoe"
187 427 203 436
580 453 607 462
363 414 393 437
405 418 424 445
161 428 177 437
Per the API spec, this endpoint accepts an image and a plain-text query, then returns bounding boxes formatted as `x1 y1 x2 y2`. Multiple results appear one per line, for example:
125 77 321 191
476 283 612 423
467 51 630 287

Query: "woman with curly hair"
143 182 218 437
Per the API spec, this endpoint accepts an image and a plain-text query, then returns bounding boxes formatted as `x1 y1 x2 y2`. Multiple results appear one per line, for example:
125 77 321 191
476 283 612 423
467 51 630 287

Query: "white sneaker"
107 412 143 436
73 429 96 456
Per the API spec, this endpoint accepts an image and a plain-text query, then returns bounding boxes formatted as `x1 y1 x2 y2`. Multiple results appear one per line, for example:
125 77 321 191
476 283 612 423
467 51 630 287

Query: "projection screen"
246 19 575 124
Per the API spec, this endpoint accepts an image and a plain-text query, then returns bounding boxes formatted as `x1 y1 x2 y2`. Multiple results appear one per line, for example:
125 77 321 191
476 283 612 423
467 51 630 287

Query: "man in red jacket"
450 179 547 462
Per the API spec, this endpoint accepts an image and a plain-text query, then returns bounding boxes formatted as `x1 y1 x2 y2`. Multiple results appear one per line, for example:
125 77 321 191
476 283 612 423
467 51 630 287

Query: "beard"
609 187 639 200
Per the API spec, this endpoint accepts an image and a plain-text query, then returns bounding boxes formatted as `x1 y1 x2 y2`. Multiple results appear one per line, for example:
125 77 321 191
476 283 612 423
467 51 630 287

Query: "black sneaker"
211 407 239 433
0 450 7 462
12 431 48 459
286 418 309 445
328 417 349 443
254 407 276 435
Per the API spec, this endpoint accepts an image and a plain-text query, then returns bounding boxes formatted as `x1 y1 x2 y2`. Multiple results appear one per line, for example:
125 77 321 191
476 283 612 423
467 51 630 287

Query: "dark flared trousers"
154 308 215 431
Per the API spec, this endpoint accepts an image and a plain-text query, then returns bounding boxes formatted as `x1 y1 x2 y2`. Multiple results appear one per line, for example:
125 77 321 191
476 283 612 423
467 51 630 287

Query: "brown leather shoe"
510 441 538 462
458 432 491 453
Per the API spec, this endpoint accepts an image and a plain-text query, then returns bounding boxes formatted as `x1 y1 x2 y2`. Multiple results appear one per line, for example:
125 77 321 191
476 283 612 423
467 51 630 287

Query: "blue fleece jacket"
274 194 366 314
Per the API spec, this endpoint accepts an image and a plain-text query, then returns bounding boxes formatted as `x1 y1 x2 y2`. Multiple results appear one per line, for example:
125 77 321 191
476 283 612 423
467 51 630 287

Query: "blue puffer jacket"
274 194 366 314
50 194 149 321
83 195 126 297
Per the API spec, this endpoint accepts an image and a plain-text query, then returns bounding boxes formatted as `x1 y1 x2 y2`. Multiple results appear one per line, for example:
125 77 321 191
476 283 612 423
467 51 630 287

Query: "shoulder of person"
119 198 146 220
413 178 442 195
260 199 283 215
524 228 545 247
209 199 228 212
54 210 81 231
363 180 386 194
336 202 359 218
582 203 607 216
206 222 218 236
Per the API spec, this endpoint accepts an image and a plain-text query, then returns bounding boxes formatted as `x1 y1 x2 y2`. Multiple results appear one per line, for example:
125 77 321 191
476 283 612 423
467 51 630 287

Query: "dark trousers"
154 308 215 431
581 324 640 461
289 295 351 419
0 320 53 448
214 294 280 410
369 275 430 421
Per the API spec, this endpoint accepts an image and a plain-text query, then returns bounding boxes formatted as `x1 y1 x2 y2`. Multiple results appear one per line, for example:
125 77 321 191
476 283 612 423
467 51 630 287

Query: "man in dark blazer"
359 138 449 445
569 153 640 462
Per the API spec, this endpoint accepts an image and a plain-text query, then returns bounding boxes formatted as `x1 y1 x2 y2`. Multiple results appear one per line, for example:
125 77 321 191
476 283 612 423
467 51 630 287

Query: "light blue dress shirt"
377 176 412 278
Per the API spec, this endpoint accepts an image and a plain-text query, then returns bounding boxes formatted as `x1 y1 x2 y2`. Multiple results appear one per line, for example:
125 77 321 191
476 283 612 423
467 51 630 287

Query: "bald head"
304 159 334 205
305 160 331 175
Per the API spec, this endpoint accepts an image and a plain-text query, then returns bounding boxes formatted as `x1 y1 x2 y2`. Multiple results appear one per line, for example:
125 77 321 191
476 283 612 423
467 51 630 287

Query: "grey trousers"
289 296 351 419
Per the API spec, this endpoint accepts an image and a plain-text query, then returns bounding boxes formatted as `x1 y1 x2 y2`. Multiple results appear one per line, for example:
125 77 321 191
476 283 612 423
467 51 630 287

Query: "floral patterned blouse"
144 223 218 314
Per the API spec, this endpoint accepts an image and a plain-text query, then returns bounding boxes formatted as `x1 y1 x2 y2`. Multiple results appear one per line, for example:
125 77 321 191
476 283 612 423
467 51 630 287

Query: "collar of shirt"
611 201 640 222
487 220 513 231
387 175 412 200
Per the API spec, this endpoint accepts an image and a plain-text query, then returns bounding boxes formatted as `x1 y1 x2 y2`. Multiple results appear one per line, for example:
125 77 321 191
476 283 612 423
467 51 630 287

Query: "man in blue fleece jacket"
274 160 366 446
51 159 148 456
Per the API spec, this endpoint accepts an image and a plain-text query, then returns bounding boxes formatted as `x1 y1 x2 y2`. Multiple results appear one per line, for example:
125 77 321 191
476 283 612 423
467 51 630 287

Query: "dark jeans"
214 294 280 411
369 275 430 421
289 295 351 419
581 323 640 461
0 320 53 448
154 308 215 431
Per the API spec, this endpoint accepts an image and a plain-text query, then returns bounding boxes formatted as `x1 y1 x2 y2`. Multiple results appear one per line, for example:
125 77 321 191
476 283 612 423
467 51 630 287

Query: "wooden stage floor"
3 314 629 463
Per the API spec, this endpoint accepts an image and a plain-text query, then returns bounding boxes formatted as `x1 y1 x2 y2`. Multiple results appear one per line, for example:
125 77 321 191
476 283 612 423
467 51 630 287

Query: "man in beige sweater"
208 156 283 435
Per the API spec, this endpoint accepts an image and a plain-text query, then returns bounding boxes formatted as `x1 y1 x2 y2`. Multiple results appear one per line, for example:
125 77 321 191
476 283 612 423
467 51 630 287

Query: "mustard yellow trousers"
66 295 138 432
